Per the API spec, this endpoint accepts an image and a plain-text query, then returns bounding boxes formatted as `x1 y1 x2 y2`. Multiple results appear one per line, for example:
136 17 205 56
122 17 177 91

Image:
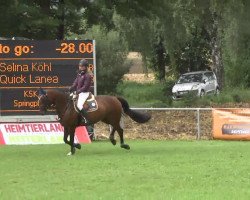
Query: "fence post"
196 108 201 140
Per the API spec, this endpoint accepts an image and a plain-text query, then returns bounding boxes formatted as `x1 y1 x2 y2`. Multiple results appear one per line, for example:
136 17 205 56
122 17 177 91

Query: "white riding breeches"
77 92 90 110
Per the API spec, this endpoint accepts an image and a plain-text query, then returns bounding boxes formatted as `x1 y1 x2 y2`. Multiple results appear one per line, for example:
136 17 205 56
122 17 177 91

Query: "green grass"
116 81 250 107
117 81 166 107
1 140 250 199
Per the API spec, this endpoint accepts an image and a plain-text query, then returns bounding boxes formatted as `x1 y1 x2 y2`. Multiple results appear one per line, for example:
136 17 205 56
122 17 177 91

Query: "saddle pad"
84 94 98 112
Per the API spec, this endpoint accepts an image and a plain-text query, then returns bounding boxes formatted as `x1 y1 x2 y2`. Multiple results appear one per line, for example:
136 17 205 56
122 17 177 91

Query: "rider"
69 58 92 124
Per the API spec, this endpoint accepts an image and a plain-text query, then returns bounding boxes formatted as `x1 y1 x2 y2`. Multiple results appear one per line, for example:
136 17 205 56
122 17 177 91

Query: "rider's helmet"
78 59 88 74
79 59 88 67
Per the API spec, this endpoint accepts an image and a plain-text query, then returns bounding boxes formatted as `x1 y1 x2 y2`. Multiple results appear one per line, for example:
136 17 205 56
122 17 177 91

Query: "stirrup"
79 109 89 124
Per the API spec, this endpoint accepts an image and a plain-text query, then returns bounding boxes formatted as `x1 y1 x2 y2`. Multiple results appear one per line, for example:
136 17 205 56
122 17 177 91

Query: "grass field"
1 140 250 200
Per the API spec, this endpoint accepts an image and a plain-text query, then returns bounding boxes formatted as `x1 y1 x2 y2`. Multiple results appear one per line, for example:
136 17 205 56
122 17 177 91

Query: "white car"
172 71 220 100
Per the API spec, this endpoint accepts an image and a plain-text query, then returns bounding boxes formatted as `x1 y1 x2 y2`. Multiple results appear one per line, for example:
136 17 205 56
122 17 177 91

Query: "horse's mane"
46 89 65 95
45 89 69 105
46 89 67 97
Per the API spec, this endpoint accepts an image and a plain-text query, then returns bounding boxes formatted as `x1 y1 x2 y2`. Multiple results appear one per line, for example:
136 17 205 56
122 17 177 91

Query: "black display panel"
0 40 95 116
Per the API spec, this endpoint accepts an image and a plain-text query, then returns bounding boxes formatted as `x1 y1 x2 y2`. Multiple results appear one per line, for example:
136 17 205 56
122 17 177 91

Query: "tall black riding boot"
79 109 89 125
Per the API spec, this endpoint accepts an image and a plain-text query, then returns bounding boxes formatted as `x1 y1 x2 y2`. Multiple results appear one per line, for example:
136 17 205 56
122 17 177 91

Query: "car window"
177 73 202 83
204 72 215 80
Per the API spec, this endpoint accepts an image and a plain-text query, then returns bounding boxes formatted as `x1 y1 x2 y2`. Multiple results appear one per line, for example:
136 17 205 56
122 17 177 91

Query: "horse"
38 88 151 155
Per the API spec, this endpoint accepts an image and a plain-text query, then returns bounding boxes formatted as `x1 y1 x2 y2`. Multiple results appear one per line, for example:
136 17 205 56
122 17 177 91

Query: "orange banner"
213 108 250 140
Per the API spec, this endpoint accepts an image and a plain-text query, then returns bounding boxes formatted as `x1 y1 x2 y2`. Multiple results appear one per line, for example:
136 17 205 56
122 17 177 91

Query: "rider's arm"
69 77 78 92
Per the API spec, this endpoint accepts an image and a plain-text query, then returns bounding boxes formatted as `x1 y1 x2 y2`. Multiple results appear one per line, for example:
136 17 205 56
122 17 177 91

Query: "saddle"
73 92 98 113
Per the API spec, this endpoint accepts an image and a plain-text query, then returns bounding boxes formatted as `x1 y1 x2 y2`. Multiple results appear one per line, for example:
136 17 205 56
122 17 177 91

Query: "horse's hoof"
68 147 76 156
121 144 130 150
67 152 73 156
75 143 81 149
111 139 117 146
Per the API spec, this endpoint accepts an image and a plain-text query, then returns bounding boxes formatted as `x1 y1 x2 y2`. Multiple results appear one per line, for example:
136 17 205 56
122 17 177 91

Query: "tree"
222 0 250 88
75 25 130 94
0 0 92 39
2 0 250 91
151 35 170 81
0 0 59 39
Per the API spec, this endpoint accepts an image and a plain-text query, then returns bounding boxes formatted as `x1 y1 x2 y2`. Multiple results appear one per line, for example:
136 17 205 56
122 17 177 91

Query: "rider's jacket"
69 71 92 94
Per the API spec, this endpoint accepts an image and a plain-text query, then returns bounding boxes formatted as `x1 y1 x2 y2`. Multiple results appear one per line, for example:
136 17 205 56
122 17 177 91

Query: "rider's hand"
70 92 77 100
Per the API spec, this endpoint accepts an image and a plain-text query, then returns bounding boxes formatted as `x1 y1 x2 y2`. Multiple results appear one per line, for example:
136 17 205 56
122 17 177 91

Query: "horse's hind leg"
109 117 130 150
109 126 116 145
117 127 130 150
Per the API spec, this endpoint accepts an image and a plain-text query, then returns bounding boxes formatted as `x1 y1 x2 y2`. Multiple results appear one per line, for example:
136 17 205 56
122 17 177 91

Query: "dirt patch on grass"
123 73 155 83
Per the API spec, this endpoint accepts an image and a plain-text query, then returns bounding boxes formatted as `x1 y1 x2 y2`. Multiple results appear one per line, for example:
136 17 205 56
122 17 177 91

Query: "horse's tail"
117 97 151 123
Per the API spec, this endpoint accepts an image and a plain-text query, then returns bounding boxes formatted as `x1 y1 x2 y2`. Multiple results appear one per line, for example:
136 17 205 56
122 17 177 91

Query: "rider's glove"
70 92 77 100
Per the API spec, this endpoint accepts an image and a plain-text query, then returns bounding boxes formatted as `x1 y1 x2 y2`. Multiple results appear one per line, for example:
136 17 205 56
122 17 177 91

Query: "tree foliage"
1 0 250 92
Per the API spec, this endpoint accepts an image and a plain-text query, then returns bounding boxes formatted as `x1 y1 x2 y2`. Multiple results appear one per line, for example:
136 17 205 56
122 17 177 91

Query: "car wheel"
200 90 205 97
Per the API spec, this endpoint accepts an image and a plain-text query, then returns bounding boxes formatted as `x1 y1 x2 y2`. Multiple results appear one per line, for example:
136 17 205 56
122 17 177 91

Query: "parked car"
172 71 220 100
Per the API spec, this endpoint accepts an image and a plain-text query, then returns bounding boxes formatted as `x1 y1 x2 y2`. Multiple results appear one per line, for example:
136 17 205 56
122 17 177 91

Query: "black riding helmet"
79 59 88 67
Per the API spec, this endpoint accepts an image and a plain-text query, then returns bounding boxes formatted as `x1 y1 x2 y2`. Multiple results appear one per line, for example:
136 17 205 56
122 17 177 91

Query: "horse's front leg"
63 127 71 146
68 131 76 155
63 127 80 155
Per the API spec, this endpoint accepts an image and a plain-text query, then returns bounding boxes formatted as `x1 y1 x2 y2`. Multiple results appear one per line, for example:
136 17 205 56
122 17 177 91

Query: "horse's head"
38 88 54 115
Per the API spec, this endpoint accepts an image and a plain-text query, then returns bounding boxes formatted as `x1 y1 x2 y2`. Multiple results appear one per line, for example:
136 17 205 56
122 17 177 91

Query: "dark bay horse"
38 88 151 155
